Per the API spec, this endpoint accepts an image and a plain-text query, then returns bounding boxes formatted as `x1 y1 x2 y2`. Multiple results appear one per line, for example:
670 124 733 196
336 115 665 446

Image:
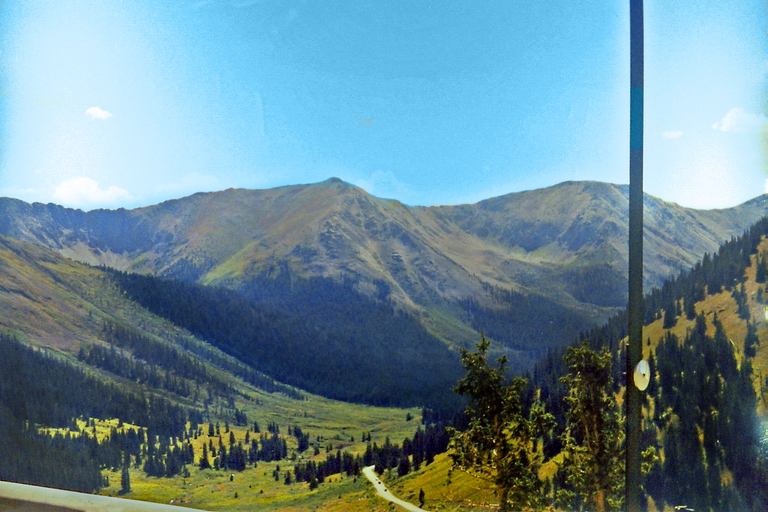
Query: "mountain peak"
316 177 354 188
307 177 366 195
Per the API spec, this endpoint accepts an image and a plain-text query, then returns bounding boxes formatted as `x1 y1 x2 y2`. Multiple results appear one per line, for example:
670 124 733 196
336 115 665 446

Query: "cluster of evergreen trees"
0 332 199 438
643 314 761 510
0 331 203 492
293 451 362 489
365 424 451 477
0 407 105 493
642 217 768 326
78 343 197 398
142 435 195 478
97 320 235 399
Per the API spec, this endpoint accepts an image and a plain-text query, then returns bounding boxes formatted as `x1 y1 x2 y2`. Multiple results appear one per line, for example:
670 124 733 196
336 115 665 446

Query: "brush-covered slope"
2 179 767 355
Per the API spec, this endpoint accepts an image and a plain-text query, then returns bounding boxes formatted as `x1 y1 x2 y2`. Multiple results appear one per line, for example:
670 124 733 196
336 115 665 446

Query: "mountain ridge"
2 179 768 354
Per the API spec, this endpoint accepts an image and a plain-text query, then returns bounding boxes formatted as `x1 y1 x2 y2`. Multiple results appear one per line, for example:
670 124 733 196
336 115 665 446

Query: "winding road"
362 466 428 512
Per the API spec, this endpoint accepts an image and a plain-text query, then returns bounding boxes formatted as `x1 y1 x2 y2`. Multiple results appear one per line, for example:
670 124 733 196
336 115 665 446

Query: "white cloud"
712 108 767 133
662 131 684 139
85 107 112 120
54 178 131 208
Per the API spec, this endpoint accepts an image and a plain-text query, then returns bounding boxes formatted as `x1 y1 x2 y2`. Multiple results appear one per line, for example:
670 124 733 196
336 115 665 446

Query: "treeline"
0 331 202 492
99 317 305 401
459 280 595 353
79 343 197 399
0 332 198 436
293 450 362 488
288 423 450 490
366 424 451 476
99 320 233 398
642 217 768 325
106 267 463 408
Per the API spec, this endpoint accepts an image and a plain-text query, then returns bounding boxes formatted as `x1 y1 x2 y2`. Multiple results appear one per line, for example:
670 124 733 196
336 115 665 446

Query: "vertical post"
627 1 644 512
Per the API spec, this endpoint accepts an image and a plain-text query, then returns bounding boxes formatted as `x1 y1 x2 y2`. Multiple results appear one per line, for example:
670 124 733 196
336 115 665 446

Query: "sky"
0 0 766 211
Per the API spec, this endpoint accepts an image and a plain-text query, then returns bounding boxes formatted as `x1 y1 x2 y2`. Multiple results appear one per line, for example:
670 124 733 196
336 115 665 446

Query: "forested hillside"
530 217 768 511
107 268 463 408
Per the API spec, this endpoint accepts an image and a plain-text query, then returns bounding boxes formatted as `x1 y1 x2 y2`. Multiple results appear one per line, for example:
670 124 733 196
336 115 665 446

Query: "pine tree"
756 253 766 283
663 301 677 329
744 322 759 358
448 336 555 512
199 443 211 470
557 343 624 512
397 456 411 477
685 295 697 320
120 466 131 495
120 451 131 494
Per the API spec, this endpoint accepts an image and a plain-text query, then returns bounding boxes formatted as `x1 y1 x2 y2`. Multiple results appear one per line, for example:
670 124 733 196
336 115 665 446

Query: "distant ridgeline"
106 268 464 409
532 216 768 511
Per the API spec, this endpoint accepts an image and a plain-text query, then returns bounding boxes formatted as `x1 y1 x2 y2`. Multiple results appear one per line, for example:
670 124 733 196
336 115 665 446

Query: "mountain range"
2 178 767 358
2 178 768 508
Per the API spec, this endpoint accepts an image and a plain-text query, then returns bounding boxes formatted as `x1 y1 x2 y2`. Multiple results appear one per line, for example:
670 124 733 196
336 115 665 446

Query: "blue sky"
1 0 766 211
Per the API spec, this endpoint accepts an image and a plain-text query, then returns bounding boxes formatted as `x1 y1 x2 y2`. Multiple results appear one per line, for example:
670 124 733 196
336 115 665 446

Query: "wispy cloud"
85 107 112 120
54 178 131 208
662 131 683 139
355 170 413 199
712 108 767 133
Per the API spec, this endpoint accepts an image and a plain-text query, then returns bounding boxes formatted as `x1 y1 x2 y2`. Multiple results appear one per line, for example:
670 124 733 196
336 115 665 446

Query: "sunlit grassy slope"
639 236 768 413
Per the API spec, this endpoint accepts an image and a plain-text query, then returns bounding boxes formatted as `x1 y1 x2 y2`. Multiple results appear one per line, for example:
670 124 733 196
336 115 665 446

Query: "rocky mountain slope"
2 178 766 352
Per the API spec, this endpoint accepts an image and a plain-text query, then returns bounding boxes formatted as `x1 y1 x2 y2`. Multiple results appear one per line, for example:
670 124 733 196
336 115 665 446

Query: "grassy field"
47 394 424 511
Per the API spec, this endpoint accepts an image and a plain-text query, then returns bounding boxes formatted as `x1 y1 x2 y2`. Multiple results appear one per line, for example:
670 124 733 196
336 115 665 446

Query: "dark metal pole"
627 1 644 512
